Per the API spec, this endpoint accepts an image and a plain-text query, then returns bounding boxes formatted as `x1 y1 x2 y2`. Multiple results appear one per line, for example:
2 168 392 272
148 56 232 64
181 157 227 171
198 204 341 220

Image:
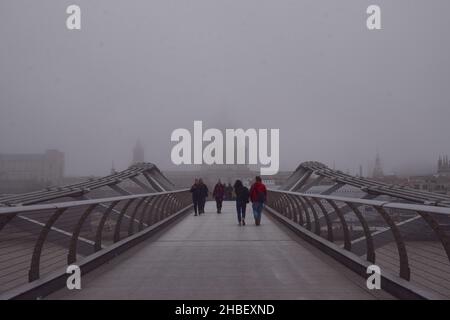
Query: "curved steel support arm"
94 201 120 252
29 208 68 282
68 204 98 265
346 202 375 263
312 198 333 241
374 206 410 280
326 200 351 251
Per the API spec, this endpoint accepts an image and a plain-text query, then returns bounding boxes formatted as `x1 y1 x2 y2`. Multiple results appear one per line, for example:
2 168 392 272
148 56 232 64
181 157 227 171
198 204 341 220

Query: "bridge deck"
48 202 392 300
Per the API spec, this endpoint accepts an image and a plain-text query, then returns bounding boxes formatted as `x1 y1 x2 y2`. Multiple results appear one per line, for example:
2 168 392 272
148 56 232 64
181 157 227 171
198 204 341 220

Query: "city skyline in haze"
1 0 449 176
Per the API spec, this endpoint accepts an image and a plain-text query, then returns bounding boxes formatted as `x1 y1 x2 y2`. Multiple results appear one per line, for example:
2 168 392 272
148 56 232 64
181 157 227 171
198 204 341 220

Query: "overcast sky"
1 0 449 176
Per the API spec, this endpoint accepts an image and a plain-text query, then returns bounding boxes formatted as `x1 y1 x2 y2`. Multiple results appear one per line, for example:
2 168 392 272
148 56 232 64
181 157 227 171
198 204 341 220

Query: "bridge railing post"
264 188 450 296
28 208 68 282
0 188 192 294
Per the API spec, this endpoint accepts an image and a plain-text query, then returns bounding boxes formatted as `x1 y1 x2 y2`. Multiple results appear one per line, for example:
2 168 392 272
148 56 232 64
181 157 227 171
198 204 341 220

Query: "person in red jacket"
249 176 267 226
212 179 225 213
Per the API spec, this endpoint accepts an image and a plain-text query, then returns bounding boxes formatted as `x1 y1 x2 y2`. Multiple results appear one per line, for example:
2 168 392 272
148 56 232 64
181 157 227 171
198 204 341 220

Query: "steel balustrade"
283 161 450 207
265 189 450 296
1 160 450 299
0 162 189 296
0 163 173 207
0 189 192 294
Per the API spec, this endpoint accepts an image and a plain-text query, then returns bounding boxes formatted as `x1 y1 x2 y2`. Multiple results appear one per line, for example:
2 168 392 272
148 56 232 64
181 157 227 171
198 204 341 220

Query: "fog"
1 0 449 176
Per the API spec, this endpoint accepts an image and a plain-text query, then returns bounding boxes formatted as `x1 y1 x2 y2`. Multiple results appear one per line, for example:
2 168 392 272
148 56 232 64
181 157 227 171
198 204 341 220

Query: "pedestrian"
197 178 209 214
212 179 225 213
234 179 249 226
190 179 200 216
249 176 267 226
226 183 233 200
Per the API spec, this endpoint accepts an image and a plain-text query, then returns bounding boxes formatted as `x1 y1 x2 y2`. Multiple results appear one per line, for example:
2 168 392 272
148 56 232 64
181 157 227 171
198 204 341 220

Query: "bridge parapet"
283 161 450 207
266 188 450 299
0 163 174 207
0 166 191 299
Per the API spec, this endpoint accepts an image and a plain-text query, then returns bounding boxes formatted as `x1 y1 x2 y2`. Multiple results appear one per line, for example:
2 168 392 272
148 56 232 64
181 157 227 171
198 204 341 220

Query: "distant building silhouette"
438 155 450 176
132 140 145 164
372 152 384 178
0 150 64 193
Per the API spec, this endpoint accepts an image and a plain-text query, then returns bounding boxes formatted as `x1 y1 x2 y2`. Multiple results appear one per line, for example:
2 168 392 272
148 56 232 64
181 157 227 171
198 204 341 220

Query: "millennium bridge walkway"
0 162 449 299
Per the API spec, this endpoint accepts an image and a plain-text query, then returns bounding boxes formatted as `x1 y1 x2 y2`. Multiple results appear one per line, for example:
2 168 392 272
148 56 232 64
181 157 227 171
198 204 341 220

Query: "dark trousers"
198 198 206 213
193 199 199 214
215 198 223 212
236 201 247 222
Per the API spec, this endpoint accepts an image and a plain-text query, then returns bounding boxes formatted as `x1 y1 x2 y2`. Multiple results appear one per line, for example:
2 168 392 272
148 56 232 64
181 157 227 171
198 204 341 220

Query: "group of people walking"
189 178 208 215
190 176 267 226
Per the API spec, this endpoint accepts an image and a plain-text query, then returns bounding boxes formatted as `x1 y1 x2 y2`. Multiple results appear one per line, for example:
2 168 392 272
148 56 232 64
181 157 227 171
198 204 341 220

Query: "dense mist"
1 0 449 176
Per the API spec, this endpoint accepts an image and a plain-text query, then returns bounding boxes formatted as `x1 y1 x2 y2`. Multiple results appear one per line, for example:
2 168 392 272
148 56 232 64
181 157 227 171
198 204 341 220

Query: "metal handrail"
0 163 170 206
265 188 450 297
0 189 192 294
284 161 450 207
268 189 450 216
0 189 189 216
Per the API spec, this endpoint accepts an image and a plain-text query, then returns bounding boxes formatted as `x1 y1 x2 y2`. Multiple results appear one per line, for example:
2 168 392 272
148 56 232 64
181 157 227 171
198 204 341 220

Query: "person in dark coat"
197 178 209 214
225 183 233 200
234 180 249 226
212 179 225 213
190 179 200 216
